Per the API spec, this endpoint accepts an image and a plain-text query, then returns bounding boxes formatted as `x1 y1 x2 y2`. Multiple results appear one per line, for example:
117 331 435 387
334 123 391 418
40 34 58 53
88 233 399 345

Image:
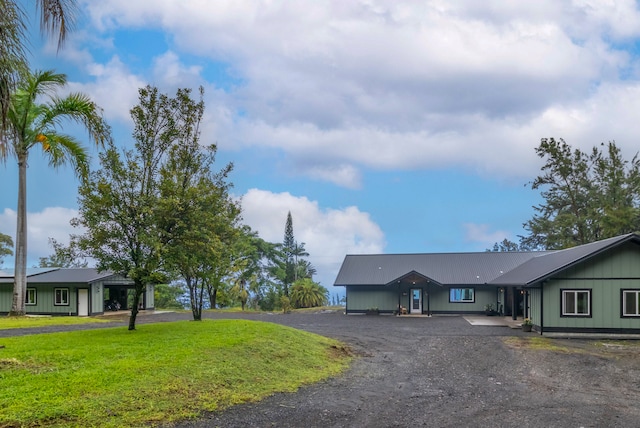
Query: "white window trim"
54 288 70 306
622 290 640 317
561 289 591 317
25 288 37 306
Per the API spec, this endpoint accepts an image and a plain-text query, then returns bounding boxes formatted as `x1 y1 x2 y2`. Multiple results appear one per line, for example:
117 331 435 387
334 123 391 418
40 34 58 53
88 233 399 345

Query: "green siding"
0 284 12 312
26 284 78 315
346 286 398 312
429 286 498 313
528 288 541 327
542 243 640 330
346 284 503 314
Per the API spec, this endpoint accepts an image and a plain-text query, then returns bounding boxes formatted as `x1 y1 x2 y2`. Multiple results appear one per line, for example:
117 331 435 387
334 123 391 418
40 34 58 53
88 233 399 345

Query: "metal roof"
0 268 126 284
334 251 550 286
490 233 640 286
334 233 640 287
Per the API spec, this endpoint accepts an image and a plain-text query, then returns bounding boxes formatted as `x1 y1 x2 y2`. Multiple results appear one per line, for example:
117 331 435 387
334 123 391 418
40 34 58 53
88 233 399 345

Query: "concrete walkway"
463 315 524 328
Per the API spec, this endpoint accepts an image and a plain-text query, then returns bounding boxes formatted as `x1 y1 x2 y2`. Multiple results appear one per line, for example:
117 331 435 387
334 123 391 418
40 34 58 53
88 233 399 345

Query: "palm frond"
36 0 78 52
40 132 89 178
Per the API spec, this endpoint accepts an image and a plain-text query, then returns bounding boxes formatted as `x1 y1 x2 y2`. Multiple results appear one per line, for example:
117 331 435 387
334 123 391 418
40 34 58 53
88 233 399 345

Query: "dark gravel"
4 311 640 427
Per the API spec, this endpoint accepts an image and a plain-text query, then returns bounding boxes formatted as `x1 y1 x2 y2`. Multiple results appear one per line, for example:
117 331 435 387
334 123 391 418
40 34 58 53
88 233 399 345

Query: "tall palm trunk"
10 151 27 315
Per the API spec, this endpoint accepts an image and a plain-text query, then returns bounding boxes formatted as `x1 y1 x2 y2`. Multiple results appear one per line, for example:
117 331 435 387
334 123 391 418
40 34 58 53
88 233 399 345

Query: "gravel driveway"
4 311 640 427
174 312 640 428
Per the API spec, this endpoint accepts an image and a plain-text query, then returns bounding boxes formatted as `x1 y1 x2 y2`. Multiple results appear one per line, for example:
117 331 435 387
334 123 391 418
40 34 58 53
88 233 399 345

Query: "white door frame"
410 288 422 314
78 288 89 316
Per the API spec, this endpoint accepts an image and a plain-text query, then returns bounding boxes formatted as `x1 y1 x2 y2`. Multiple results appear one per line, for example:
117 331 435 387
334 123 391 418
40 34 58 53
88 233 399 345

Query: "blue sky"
3 1 640 292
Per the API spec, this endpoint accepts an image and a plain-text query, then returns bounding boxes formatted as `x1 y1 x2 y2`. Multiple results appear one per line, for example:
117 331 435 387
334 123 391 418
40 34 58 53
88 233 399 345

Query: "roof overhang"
385 270 442 287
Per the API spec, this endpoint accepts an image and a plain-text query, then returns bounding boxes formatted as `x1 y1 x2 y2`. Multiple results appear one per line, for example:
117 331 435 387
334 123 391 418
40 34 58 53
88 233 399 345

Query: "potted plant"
365 307 379 315
522 318 533 332
484 303 496 316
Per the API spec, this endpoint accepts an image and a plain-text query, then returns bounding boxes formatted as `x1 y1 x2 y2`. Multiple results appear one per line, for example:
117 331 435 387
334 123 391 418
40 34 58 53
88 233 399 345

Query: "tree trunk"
208 287 217 309
128 285 143 330
10 154 28 316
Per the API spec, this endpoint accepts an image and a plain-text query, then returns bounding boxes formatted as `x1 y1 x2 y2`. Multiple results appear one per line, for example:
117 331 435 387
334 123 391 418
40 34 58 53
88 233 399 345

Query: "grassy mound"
0 320 351 427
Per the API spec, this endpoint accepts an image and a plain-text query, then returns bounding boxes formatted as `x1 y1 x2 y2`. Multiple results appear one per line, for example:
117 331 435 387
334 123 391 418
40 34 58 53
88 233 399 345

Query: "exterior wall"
528 288 542 330
146 284 155 309
345 284 503 315
91 282 104 314
0 284 13 313
346 286 398 313
542 242 640 334
429 286 499 314
23 283 79 315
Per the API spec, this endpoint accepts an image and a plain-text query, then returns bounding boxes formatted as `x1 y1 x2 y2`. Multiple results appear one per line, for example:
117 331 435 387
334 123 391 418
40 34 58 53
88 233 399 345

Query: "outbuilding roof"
334 233 640 287
0 268 125 284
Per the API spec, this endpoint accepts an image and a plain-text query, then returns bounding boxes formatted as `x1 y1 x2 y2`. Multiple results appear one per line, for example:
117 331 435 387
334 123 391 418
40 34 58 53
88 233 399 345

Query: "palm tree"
6 69 110 315
290 278 328 309
0 0 77 139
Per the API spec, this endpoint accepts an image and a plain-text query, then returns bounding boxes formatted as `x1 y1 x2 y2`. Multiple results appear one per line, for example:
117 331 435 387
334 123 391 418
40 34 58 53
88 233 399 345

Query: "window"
561 289 591 317
450 288 475 303
54 288 69 306
622 290 640 317
25 288 36 305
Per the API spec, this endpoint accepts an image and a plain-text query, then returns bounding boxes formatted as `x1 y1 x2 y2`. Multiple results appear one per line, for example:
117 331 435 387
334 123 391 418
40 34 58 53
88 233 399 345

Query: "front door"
410 289 422 314
78 289 89 316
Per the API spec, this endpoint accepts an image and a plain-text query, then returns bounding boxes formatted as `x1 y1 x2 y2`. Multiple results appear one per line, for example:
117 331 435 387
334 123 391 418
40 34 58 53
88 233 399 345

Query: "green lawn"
0 320 352 427
0 315 110 330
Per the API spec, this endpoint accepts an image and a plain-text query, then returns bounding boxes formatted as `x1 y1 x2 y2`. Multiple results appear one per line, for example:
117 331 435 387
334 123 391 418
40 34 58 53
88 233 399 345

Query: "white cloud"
67 56 147 124
463 223 511 247
0 207 81 267
239 189 386 287
76 1 640 185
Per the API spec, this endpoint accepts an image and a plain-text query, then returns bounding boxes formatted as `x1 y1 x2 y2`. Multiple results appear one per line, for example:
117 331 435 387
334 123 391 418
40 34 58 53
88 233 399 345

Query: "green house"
0 268 155 316
335 233 640 337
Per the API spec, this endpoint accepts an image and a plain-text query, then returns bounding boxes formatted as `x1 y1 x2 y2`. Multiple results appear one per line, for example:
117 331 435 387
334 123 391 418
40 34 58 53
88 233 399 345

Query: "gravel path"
4 311 640 427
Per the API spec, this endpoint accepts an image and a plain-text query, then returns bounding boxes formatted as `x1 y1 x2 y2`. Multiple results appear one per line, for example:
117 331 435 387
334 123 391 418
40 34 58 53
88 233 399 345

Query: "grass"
0 320 352 427
504 336 640 357
0 316 110 330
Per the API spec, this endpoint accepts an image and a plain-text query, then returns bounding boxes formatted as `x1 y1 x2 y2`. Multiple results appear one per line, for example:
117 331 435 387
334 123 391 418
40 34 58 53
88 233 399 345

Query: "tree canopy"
491 138 640 252
520 138 640 250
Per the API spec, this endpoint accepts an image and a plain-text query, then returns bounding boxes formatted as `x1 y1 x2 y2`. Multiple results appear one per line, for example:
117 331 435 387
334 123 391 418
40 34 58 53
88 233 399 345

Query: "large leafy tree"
5 70 109 316
75 86 177 330
1 0 77 141
38 237 88 268
521 138 640 250
157 88 240 320
225 225 281 311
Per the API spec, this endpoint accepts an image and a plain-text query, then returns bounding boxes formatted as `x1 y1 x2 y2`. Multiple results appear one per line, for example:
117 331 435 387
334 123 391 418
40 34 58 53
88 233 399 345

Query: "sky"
3 0 640 293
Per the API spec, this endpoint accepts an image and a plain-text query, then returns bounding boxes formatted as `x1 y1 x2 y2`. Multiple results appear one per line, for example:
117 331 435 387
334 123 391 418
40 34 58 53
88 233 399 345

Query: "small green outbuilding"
0 268 155 316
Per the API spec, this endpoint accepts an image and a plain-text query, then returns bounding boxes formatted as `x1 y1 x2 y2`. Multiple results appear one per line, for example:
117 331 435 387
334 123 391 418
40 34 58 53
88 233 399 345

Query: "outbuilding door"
78 289 89 316
410 289 422 314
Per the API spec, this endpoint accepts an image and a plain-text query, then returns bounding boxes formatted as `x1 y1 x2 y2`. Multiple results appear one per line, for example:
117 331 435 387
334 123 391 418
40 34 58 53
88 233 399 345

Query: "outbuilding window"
621 290 640 317
25 288 36 305
561 289 591 317
449 288 475 303
54 288 69 306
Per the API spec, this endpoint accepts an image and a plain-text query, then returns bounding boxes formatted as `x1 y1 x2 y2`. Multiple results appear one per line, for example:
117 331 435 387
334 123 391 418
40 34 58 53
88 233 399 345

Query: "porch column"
512 287 517 320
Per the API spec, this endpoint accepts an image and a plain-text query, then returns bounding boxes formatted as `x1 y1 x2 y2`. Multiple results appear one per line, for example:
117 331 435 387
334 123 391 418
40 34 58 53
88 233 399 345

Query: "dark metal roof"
334 251 550 286
490 233 640 286
0 268 127 284
334 233 640 287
